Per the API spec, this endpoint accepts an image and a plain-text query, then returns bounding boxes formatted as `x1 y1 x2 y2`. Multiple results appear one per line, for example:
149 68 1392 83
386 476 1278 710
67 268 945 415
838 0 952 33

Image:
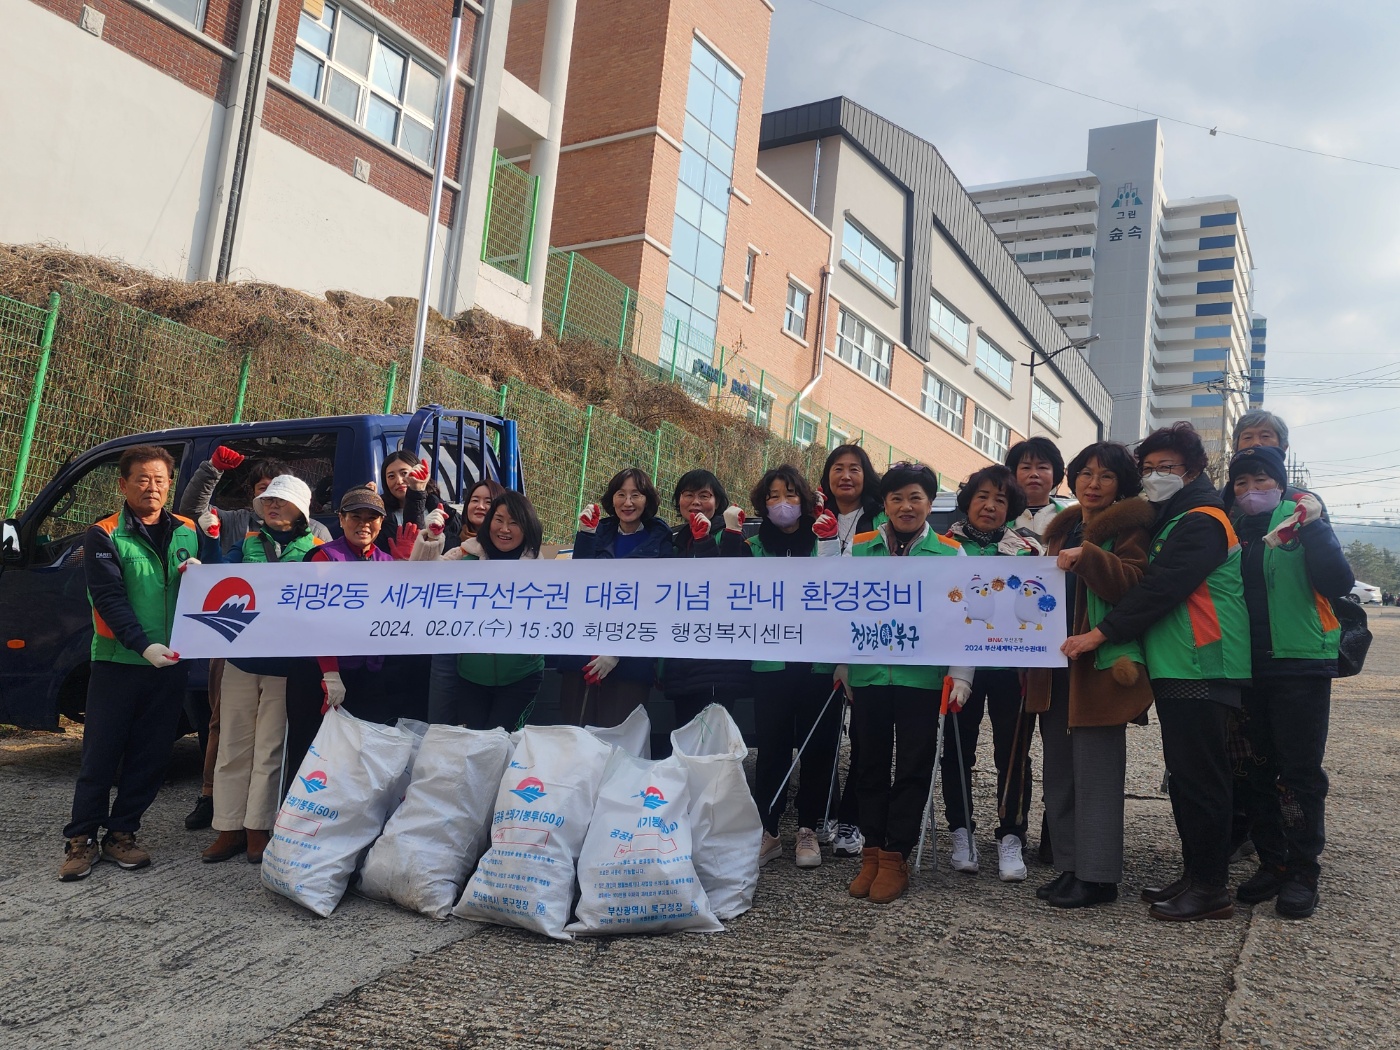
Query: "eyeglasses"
1140 464 1184 477
1075 470 1118 483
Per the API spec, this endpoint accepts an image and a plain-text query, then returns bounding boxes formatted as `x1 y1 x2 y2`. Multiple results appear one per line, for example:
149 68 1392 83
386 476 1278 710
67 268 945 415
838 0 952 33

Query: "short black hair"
119 445 175 479
1066 441 1143 500
880 462 939 501
819 444 882 516
673 469 728 515
1135 422 1209 478
1005 436 1065 488
486 490 543 558
247 457 292 485
602 468 661 522
956 464 1027 521
750 465 816 517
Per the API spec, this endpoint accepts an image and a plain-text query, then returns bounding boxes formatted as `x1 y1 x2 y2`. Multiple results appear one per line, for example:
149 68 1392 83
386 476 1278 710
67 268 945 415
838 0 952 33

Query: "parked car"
1350 580 1383 605
0 406 519 730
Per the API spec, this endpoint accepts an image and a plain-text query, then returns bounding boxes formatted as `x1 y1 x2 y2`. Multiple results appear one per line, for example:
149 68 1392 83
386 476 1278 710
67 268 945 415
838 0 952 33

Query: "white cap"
253 475 313 525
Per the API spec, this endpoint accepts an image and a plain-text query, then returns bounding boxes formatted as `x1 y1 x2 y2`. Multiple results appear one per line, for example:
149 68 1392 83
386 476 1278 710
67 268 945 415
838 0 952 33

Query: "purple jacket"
308 536 393 670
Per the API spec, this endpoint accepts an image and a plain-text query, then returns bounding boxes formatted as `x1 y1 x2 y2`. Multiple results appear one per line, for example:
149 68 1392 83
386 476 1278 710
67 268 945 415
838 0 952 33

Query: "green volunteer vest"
1141 507 1251 682
747 532 819 673
239 526 321 563
456 550 545 684
90 508 198 664
1257 500 1342 661
1081 537 1147 673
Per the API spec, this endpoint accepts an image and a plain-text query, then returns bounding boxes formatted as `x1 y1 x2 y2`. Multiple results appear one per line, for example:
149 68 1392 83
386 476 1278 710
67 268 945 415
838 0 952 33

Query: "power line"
1294 405 1400 429
793 0 1400 174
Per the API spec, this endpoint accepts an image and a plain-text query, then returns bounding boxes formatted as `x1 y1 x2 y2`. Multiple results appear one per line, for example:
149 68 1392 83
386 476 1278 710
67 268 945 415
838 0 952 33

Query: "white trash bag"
586 704 652 759
262 707 415 917
358 725 512 920
566 751 723 936
669 704 762 920
453 725 612 940
385 717 431 819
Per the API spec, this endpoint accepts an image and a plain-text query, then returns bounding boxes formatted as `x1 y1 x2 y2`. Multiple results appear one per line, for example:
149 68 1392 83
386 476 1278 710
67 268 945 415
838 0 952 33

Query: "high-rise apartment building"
1250 315 1267 409
969 119 1258 454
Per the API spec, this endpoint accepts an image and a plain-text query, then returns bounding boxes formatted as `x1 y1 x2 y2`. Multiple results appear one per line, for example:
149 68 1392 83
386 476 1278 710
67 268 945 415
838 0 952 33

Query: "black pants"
658 686 743 758
1156 692 1234 888
834 718 862 827
340 655 430 726
853 683 940 857
65 661 187 839
558 672 650 729
283 659 325 799
942 669 1031 842
453 673 544 731
1240 676 1331 879
753 666 841 836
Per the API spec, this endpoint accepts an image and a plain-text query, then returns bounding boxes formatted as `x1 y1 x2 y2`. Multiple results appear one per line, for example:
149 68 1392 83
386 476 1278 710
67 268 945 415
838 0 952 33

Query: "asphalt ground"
3 608 1398 1049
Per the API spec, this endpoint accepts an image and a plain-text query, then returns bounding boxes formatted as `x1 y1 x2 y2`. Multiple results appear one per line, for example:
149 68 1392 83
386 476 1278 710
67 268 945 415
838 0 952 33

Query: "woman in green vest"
1062 423 1250 922
1026 441 1156 908
1226 444 1352 920
841 462 972 904
202 475 322 865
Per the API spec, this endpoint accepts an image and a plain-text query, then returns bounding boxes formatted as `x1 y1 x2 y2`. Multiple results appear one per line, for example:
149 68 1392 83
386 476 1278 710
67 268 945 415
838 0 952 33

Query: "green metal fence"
480 151 539 283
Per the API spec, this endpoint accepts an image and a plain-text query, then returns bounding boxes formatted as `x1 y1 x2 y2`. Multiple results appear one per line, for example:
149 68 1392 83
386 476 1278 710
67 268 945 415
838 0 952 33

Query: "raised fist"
688 511 711 540
408 458 430 491
426 507 448 535
198 509 221 539
723 506 745 533
578 503 601 533
812 508 839 540
210 446 244 471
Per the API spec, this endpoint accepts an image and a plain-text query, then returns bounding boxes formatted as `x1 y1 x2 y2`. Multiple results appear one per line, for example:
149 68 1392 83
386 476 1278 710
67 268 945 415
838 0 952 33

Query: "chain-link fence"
480 152 538 283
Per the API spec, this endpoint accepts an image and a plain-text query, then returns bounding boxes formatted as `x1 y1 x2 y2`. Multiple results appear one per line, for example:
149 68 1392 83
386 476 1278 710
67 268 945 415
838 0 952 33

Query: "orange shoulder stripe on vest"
934 533 962 550
1188 506 1239 549
173 513 197 531
851 530 879 546
94 512 122 535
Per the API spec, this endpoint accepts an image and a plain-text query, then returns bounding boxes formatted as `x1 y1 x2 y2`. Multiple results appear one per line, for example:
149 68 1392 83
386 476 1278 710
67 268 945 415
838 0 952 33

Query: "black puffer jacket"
661 517 753 697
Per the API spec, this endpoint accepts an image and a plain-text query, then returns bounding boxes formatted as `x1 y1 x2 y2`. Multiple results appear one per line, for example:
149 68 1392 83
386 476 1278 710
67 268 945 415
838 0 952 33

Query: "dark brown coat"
1025 498 1157 727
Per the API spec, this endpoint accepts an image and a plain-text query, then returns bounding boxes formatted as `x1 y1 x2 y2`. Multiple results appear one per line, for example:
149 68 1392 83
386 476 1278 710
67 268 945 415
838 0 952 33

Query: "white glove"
425 507 448 535
834 664 852 700
583 655 618 684
948 675 973 713
198 509 220 539
578 503 601 533
321 671 346 709
723 505 745 533
409 528 445 561
998 531 1042 555
1295 493 1323 527
178 557 201 574
142 643 179 668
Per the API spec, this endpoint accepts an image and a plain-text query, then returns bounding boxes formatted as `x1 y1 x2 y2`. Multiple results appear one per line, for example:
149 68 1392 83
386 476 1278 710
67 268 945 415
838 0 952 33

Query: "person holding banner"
1064 423 1250 922
819 445 883 859
722 465 842 870
1026 442 1155 909
560 468 674 728
942 465 1041 883
840 462 972 904
657 470 752 754
412 491 547 732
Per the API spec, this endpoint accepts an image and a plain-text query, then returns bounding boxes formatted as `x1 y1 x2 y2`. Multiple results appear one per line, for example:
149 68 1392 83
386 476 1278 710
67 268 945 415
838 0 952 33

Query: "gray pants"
1040 671 1128 884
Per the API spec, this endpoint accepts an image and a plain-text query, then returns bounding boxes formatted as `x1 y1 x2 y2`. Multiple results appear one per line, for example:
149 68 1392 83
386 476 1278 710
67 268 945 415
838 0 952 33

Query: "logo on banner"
510 777 547 803
183 577 259 641
636 786 668 810
299 770 329 793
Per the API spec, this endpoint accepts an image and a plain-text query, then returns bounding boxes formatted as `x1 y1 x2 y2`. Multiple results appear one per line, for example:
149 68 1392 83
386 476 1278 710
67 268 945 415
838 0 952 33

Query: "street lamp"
1024 333 1099 436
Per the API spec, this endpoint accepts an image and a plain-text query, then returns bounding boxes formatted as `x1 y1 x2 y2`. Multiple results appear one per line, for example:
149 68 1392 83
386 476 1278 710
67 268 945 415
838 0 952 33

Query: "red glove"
211 446 244 471
389 523 419 560
578 503 601 533
812 508 839 540
198 509 220 539
408 458 430 491
688 511 711 540
426 507 447 536
816 489 826 511
723 506 745 533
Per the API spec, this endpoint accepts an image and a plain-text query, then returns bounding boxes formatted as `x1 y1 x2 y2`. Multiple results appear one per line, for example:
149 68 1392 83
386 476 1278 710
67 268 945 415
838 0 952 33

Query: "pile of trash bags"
261 703 761 939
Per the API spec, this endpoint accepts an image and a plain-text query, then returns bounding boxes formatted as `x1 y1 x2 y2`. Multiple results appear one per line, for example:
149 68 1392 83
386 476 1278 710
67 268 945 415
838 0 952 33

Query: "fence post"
479 148 500 263
668 318 681 382
615 287 631 363
651 426 662 480
557 252 577 340
231 348 253 424
522 171 541 283
754 369 766 430
714 345 727 409
6 291 60 517
497 382 509 418
383 361 399 414
575 404 594 518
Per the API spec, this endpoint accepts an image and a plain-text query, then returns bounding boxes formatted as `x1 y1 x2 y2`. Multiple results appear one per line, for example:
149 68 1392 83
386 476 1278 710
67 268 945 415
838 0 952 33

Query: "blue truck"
0 406 518 730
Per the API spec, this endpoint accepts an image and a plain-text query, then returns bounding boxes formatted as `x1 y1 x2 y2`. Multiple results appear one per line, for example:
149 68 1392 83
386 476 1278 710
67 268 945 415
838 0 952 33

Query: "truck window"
202 433 339 518
31 447 183 563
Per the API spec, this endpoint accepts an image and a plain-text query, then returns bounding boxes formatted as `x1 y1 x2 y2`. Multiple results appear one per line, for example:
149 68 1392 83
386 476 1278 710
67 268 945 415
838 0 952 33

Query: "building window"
921 372 965 434
929 292 969 354
747 392 773 430
663 38 742 375
794 412 818 447
743 250 756 303
827 426 850 452
973 407 1011 461
835 308 892 387
1031 381 1061 431
841 219 898 298
784 282 809 339
1199 212 1237 228
290 2 440 164
1196 279 1234 294
975 333 1015 393
152 0 206 29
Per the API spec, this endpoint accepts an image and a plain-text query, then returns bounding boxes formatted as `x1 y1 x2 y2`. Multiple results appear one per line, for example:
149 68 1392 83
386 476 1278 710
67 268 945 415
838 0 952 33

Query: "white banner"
169 557 1068 667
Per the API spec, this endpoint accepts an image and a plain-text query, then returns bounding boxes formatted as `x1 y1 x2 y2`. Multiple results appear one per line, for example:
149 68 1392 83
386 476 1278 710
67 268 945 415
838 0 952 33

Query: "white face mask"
1142 472 1185 503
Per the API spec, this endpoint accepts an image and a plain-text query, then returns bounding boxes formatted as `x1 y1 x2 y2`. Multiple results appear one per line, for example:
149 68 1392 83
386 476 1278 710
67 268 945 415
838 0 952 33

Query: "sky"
762 0 1399 526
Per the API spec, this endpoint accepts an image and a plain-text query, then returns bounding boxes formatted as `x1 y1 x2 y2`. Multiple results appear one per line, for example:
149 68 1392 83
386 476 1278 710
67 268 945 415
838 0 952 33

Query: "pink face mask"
767 501 802 528
1236 488 1282 517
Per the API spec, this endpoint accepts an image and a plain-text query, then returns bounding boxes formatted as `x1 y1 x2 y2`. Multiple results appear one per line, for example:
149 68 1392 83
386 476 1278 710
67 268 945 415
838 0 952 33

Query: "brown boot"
848 846 881 898
869 849 909 904
201 830 247 863
245 829 270 865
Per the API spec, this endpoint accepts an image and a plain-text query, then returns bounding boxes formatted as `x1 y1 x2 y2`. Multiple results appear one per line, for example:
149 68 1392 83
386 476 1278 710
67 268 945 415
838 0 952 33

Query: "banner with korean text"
170 557 1069 667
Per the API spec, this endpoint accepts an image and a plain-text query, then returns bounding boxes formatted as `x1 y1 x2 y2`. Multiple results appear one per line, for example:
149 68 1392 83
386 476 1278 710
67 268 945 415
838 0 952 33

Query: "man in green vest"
60 446 199 881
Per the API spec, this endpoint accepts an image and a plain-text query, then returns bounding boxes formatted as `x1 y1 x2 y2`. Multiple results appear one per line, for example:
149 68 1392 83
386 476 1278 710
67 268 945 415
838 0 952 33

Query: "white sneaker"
832 823 864 858
950 827 979 874
794 827 822 868
759 831 782 867
815 818 838 846
998 835 1027 882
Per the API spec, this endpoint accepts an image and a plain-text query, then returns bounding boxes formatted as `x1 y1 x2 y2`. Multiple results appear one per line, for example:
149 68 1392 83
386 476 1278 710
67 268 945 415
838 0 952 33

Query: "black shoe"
1236 864 1288 904
1228 836 1256 865
1275 873 1319 919
1149 881 1234 922
1048 877 1118 909
1140 875 1190 904
1037 871 1074 901
184 794 213 831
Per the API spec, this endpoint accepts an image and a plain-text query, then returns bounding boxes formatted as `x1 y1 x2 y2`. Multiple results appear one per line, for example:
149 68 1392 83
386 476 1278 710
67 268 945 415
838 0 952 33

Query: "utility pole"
1206 371 1251 482
1025 333 1099 436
